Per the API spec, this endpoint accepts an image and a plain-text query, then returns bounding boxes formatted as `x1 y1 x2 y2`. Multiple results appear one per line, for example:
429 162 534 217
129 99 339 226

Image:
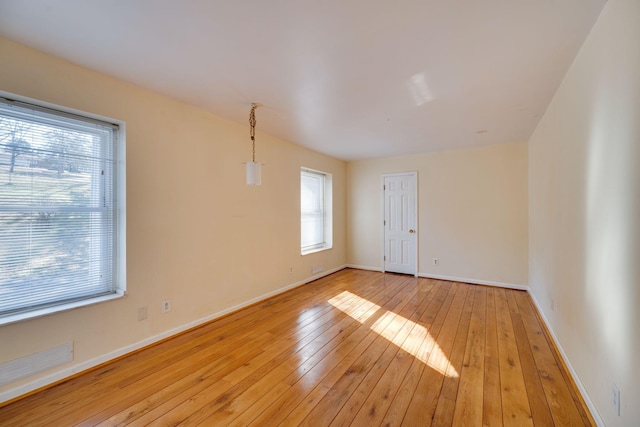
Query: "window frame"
0 91 126 326
300 167 332 255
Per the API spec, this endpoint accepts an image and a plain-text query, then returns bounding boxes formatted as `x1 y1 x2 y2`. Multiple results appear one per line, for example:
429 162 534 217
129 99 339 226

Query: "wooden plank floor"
0 269 595 426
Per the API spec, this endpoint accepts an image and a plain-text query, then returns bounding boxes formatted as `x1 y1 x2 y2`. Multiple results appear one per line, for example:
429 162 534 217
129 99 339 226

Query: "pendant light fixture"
246 103 262 185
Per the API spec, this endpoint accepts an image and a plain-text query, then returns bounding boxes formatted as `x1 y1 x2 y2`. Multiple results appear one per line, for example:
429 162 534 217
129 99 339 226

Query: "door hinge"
384 220 386 226
384 256 386 261
383 184 386 190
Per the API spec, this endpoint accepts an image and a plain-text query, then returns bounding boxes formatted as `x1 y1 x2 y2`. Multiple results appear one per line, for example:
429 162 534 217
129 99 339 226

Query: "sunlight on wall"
329 290 458 377
528 2 640 423
584 74 637 375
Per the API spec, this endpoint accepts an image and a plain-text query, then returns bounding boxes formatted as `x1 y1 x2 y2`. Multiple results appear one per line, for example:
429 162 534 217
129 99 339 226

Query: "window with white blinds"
0 95 125 322
301 168 332 254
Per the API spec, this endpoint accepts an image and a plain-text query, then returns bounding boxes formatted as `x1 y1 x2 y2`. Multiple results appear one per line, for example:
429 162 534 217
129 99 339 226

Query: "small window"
301 168 332 254
0 94 125 323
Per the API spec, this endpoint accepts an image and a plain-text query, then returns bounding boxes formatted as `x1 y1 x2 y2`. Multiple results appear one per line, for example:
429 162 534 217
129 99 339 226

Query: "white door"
383 173 418 275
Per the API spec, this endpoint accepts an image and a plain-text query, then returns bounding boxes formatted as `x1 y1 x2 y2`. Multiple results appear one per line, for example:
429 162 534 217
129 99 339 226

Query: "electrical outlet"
289 266 294 273
162 300 171 313
612 383 620 416
433 258 439 266
312 265 324 274
137 306 148 321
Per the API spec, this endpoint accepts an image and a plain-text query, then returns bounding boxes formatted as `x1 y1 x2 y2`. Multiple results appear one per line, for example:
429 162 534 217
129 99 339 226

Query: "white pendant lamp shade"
246 161 262 185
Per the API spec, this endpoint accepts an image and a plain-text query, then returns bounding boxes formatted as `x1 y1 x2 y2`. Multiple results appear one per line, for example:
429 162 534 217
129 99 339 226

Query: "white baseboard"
303 265 348 283
345 264 383 272
0 264 348 404
527 291 604 427
417 272 529 291
345 265 528 291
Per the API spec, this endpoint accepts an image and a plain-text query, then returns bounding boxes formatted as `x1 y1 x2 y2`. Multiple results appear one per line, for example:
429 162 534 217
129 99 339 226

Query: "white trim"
0 292 125 327
0 90 124 126
380 175 386 271
418 273 529 291
348 265 529 291
345 264 384 272
300 265 346 283
527 291 604 427
0 265 347 404
116 122 127 301
301 245 332 256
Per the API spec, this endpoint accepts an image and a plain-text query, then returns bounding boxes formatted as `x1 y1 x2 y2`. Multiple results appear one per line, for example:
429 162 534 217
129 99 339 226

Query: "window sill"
0 291 125 326
301 245 332 256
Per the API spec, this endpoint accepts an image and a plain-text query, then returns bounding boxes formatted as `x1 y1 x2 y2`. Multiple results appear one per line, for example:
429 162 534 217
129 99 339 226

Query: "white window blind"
0 96 122 319
301 169 331 253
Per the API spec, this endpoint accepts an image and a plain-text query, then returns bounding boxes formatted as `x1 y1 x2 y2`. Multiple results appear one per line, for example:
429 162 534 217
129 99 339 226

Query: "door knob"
409 229 415 233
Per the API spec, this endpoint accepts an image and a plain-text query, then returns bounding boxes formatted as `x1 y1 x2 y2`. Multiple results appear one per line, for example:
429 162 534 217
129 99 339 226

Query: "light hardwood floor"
0 269 595 426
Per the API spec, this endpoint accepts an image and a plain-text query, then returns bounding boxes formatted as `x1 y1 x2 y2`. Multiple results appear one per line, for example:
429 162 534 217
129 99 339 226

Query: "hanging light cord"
249 103 257 162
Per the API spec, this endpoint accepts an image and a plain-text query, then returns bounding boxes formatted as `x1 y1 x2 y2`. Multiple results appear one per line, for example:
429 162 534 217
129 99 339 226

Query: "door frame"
381 171 418 276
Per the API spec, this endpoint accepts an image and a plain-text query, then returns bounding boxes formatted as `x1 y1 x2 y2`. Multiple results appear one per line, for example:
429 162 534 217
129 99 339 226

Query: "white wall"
347 142 528 287
0 37 346 401
529 0 640 425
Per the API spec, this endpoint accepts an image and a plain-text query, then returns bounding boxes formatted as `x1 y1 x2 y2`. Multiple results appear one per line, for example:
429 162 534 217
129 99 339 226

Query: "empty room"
0 0 637 426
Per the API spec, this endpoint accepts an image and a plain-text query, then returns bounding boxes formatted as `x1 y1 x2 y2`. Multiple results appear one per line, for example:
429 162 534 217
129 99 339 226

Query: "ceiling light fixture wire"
249 103 258 162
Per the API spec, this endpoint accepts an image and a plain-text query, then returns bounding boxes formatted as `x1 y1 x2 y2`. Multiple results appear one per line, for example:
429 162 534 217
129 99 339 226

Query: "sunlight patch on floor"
328 290 380 323
328 290 458 377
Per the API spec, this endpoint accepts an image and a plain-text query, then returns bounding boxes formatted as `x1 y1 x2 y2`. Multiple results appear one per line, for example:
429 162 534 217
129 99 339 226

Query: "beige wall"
347 142 528 286
529 0 640 425
0 37 346 399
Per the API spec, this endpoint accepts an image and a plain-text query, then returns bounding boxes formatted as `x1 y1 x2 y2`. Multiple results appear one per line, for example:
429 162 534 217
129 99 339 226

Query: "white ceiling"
0 0 606 161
